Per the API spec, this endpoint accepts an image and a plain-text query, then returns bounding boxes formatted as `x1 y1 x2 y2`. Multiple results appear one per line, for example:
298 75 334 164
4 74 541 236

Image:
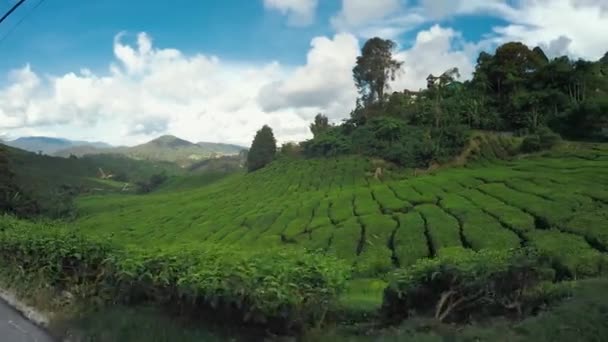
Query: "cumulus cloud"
331 0 402 28
330 0 428 39
263 0 319 26
486 0 608 60
258 33 359 121
390 25 478 91
420 0 513 19
0 32 356 146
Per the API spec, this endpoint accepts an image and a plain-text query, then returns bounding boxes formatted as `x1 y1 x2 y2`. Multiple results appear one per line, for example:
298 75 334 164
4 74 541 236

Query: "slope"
74 143 608 278
4 136 111 155
2 144 185 215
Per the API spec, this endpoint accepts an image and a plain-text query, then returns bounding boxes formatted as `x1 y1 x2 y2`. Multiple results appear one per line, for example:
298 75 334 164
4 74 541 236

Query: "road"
0 300 54 342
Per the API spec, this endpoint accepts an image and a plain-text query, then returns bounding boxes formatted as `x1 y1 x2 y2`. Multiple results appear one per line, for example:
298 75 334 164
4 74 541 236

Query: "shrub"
301 130 350 157
536 126 562 149
302 117 470 168
0 216 351 333
521 135 542 152
415 204 461 252
136 172 168 194
356 215 397 276
393 212 429 267
279 142 302 159
521 127 561 153
382 248 553 323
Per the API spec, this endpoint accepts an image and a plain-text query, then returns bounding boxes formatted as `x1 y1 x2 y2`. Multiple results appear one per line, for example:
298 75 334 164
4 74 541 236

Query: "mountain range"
3 136 111 155
4 135 246 167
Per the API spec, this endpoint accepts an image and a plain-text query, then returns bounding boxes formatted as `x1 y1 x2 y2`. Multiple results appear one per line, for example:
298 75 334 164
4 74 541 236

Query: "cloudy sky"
0 0 607 146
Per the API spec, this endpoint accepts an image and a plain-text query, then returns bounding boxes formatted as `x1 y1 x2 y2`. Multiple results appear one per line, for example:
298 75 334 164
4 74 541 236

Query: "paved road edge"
0 287 50 328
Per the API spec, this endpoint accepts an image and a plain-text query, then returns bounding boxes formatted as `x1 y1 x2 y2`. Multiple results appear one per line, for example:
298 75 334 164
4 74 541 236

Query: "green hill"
73 143 608 278
4 136 111 155
54 135 246 167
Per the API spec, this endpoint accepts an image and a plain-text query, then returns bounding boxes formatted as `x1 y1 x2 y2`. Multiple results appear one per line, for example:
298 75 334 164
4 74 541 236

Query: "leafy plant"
382 248 553 323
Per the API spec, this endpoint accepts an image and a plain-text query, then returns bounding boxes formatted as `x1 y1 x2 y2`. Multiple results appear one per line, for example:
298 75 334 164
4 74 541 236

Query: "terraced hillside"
75 144 608 278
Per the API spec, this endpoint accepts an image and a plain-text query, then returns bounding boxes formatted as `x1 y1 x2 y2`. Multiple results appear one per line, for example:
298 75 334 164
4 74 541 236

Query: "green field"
71 144 608 280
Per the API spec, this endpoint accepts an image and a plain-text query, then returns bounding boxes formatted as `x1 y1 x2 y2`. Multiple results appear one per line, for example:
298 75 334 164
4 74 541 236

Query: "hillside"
54 135 246 167
74 143 608 278
2 143 186 215
4 136 111 155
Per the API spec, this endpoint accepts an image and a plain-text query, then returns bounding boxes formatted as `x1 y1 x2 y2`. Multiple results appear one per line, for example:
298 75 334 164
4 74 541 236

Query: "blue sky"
0 0 337 73
0 0 509 73
0 0 606 145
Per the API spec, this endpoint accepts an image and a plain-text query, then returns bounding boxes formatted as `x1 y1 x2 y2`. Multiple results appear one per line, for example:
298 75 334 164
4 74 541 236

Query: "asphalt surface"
0 300 54 342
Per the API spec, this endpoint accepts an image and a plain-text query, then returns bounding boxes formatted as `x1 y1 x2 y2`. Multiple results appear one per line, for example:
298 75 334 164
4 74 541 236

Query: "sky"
0 0 607 146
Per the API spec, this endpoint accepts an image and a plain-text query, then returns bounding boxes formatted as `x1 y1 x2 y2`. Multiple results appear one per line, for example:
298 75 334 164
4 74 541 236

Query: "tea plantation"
71 145 608 280
2 143 608 339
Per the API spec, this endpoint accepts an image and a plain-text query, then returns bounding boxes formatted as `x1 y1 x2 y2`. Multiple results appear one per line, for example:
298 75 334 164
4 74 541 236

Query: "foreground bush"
0 216 350 333
521 127 562 153
382 247 553 323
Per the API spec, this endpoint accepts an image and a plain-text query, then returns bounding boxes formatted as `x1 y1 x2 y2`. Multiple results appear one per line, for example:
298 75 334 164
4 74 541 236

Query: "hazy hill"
5 136 111 155
54 135 246 167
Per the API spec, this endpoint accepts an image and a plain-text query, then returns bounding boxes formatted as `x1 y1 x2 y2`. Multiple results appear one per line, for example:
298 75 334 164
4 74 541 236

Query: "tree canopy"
247 125 277 172
310 113 331 137
353 37 403 106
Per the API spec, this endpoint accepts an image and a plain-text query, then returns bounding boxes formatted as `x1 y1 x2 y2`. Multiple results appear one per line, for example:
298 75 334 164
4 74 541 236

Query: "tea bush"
382 248 553 323
415 204 462 252
393 212 429 267
0 216 350 333
440 194 521 250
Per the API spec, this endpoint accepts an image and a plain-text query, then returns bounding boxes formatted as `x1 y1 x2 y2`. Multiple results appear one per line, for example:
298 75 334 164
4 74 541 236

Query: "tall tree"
353 37 403 106
247 125 277 172
310 113 330 137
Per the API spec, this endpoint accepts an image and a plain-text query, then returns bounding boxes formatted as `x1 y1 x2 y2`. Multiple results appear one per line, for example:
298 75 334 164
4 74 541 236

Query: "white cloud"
390 25 478 91
487 0 608 60
330 0 427 39
263 0 319 26
420 0 513 19
258 33 360 121
0 32 357 146
331 0 402 28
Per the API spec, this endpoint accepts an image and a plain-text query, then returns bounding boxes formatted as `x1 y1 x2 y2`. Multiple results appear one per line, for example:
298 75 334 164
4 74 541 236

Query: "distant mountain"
197 141 246 155
5 136 111 155
54 135 247 167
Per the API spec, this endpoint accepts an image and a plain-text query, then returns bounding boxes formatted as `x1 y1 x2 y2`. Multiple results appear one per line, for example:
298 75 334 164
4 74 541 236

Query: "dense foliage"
377 42 607 141
0 146 39 216
135 172 169 194
0 216 350 333
302 117 470 167
247 125 277 172
353 37 403 106
299 39 606 169
382 248 555 323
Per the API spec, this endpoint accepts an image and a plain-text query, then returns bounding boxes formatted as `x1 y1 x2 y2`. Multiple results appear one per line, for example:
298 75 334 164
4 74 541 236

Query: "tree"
0 147 38 216
310 113 330 137
247 125 277 172
353 37 403 106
